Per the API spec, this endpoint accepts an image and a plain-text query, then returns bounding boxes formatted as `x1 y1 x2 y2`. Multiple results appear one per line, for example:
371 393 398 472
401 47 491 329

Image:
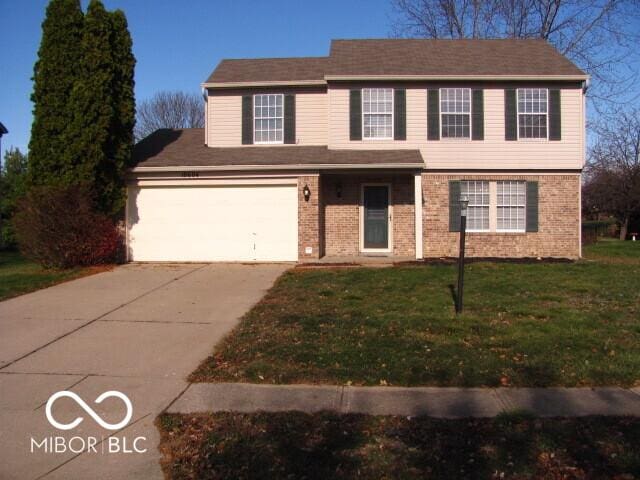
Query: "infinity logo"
45 391 133 431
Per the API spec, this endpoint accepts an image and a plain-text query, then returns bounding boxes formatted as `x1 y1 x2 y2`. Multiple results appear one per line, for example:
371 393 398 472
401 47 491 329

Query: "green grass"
191 240 640 387
0 251 95 301
158 411 640 480
583 237 640 261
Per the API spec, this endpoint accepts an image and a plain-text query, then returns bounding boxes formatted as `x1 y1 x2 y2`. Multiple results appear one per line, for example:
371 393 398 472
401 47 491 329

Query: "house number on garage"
181 171 199 178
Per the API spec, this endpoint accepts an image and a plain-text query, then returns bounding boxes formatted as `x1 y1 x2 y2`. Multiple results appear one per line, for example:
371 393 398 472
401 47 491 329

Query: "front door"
362 185 390 250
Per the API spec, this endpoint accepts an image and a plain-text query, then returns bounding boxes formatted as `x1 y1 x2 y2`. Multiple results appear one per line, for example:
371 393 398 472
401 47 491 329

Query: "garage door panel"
127 185 298 262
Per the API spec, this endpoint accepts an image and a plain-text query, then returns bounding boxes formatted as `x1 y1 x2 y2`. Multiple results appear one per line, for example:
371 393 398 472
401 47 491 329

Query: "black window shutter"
241 95 253 145
548 89 561 141
472 89 484 140
504 89 517 141
394 89 406 140
526 181 539 232
449 181 461 232
284 94 296 144
427 89 440 140
349 89 362 141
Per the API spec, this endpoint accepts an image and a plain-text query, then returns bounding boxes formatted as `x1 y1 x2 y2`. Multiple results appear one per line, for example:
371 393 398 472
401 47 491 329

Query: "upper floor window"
440 88 470 138
254 94 283 144
517 88 547 139
497 181 526 232
362 88 393 139
461 180 490 232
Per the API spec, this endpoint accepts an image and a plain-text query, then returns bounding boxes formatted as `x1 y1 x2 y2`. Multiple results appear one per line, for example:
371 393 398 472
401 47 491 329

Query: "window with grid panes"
461 181 490 231
440 88 471 138
362 88 393 139
497 181 526 231
517 89 547 139
254 94 283 143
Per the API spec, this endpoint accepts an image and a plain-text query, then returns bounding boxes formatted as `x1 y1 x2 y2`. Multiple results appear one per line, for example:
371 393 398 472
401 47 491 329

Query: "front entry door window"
363 185 390 250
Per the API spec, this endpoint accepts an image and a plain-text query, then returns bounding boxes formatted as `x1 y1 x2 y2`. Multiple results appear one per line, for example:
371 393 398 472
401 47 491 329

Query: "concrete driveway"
0 263 288 480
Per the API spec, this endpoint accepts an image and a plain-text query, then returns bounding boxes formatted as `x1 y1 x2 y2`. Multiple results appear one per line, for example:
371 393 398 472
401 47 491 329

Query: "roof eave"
324 74 589 81
131 163 424 173
202 79 327 89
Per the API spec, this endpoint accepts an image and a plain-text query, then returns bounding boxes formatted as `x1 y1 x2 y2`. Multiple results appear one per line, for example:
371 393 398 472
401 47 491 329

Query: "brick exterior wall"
321 174 416 257
298 174 322 260
422 173 581 259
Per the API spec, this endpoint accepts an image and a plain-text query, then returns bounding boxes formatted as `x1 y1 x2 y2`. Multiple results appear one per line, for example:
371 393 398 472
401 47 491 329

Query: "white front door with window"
127 184 298 262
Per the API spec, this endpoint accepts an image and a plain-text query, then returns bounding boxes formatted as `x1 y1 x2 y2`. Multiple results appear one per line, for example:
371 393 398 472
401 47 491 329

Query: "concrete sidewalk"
168 383 640 418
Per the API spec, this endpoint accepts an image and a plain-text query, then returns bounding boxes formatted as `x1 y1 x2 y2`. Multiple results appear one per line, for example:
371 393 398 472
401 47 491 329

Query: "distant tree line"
135 91 204 141
583 110 640 240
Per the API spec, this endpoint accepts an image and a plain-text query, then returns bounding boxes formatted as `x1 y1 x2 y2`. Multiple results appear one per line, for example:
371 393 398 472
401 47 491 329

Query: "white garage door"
127 184 298 262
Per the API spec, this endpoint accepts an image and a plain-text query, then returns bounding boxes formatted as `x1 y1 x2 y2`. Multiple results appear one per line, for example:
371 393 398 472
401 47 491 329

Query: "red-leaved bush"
13 185 123 268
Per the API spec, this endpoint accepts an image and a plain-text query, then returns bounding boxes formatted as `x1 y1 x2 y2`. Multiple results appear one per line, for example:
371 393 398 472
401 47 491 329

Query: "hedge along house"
127 39 587 262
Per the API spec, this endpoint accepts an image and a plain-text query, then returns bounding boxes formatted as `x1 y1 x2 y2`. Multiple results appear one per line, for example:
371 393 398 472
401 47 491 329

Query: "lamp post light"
456 194 469 314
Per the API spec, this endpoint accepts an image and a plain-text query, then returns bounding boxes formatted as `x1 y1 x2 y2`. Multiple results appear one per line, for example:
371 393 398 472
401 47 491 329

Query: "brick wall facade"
421 173 581 259
321 174 415 257
298 174 322 260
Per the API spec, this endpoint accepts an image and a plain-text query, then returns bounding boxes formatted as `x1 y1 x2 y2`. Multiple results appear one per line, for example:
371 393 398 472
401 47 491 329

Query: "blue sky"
0 0 394 154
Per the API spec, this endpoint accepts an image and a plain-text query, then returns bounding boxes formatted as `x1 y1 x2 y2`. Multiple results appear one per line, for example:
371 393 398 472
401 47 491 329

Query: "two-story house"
127 39 587 262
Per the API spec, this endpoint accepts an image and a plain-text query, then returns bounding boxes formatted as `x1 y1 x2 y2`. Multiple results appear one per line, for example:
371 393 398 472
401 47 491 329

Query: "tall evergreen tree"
107 9 136 215
28 0 84 186
0 148 28 246
65 0 117 215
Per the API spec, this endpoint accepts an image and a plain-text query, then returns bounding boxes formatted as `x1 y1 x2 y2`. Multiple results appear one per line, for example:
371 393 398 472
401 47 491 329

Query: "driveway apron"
0 263 288 480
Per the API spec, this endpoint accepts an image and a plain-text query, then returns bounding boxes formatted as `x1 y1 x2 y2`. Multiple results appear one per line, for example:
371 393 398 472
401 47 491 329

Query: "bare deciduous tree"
583 109 640 239
135 91 204 141
391 0 640 108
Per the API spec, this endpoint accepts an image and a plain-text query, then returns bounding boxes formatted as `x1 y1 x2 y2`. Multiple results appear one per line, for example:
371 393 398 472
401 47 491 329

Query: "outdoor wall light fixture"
303 184 311 201
335 182 342 199
456 194 469 314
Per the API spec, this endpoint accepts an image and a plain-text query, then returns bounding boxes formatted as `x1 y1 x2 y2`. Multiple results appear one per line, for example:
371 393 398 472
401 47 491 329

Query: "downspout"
579 78 589 258
202 87 208 146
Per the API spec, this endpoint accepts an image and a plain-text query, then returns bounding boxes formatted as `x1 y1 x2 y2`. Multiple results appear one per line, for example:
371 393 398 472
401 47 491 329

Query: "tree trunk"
620 216 629 240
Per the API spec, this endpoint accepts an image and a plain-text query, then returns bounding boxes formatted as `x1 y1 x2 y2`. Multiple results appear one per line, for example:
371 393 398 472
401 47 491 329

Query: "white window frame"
439 88 471 139
516 88 548 140
253 93 284 145
496 180 527 233
461 180 490 232
362 88 394 140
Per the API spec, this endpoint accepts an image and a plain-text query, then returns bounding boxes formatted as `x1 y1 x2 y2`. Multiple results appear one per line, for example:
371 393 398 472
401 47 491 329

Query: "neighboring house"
128 39 587 262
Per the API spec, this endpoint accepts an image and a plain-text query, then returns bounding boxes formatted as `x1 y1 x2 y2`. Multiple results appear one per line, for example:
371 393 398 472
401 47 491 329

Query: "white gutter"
324 74 589 81
202 80 327 88
132 163 425 173
203 75 589 89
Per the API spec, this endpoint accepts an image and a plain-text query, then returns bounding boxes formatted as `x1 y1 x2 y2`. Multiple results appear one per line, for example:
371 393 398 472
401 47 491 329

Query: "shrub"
13 185 123 268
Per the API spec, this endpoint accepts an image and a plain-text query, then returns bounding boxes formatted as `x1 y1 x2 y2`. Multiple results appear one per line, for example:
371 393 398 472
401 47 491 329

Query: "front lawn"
191 240 640 387
0 251 100 301
158 411 640 480
583 237 640 262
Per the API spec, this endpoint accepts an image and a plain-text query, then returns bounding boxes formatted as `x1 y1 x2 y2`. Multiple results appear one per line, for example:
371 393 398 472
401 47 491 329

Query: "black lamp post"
456 194 469 314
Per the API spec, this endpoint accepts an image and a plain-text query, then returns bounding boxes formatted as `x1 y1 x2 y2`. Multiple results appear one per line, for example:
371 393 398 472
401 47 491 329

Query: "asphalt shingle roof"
204 39 586 84
206 57 329 84
132 129 424 169
327 39 586 77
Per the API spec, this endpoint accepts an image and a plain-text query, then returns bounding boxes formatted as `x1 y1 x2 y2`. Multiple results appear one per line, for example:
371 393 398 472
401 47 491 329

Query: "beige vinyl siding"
328 85 584 170
208 91 241 147
207 88 327 147
295 91 328 145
